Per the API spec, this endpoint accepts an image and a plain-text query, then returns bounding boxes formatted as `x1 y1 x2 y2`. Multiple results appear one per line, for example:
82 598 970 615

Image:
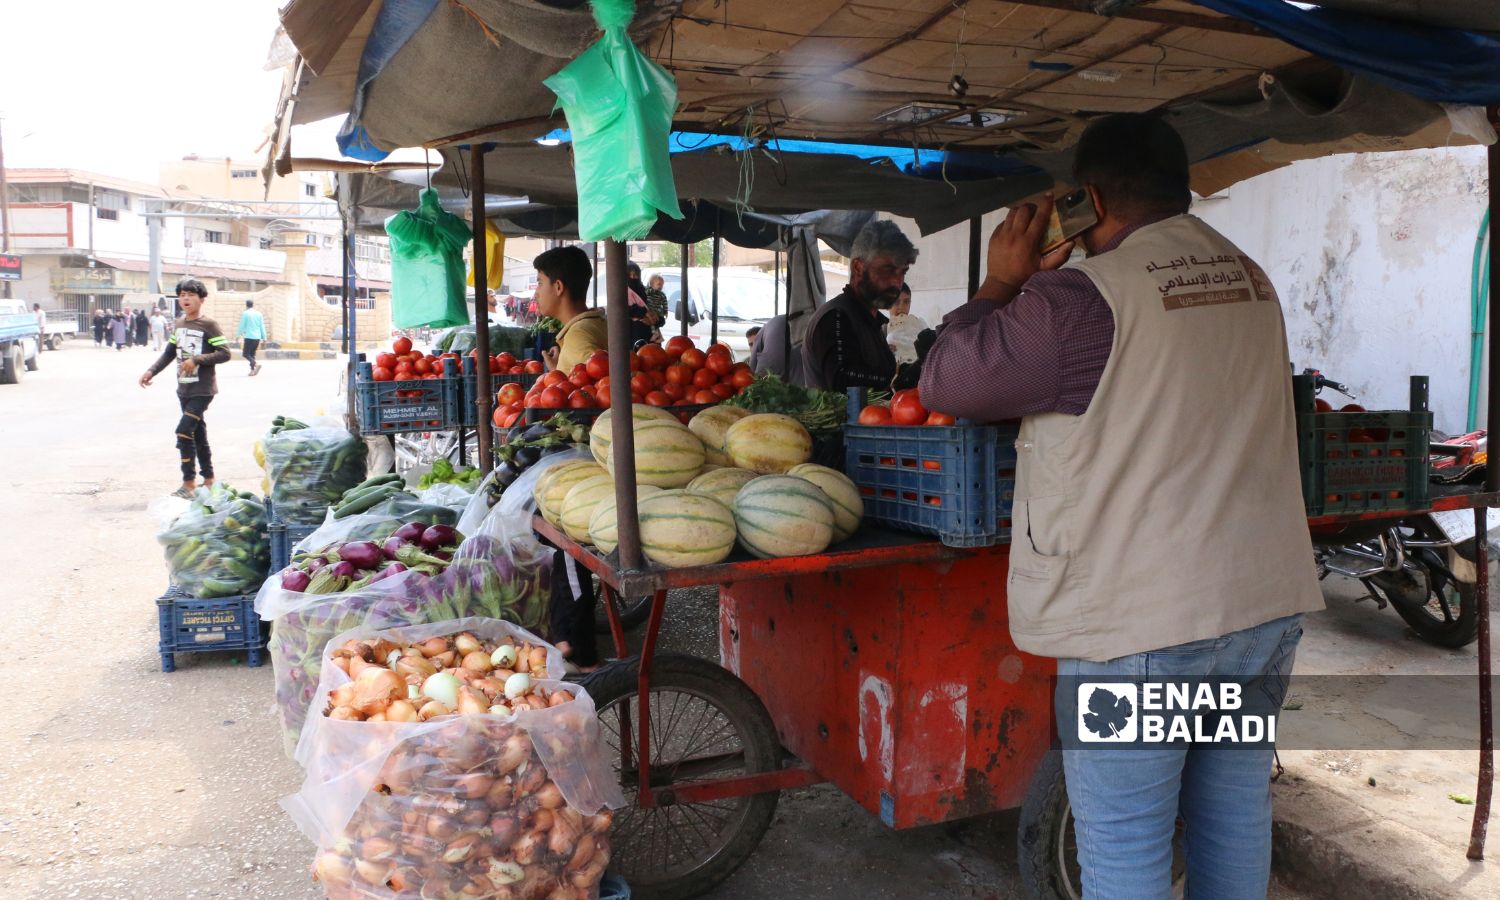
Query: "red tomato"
392 336 413 356
497 384 525 407
692 389 719 404
394 363 414 379
1340 403 1366 413
664 335 695 359
645 390 671 407
925 412 956 426
570 388 597 408
492 404 514 427
542 370 569 388
637 344 668 371
570 370 593 389
630 373 653 396
662 382 686 401
711 382 736 400
628 351 642 372
523 393 543 409
375 352 398 370
692 368 718 389
508 365 524 374
1314 398 1334 413
371 366 394 382
596 386 613 409
538 386 568 408
594 375 611 396
523 359 545 374
730 369 755 391
665 364 693 386
648 370 668 389
414 357 433 375
502 407 523 427
585 351 610 381
488 357 503 375
706 352 733 377
858 404 893 425
890 389 928 426
680 348 707 370
496 352 517 370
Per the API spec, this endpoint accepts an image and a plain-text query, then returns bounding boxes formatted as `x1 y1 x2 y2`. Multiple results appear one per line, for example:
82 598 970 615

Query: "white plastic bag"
283 618 622 899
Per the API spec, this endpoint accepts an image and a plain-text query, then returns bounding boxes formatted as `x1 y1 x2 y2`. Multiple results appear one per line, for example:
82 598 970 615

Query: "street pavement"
0 341 1354 898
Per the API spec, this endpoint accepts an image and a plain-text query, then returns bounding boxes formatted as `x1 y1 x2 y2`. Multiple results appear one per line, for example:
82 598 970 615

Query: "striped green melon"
588 485 665 555
560 474 617 544
687 467 760 509
787 463 864 543
688 405 753 467
733 475 834 558
638 490 738 568
602 417 705 487
532 459 600 518
724 413 813 474
589 404 680 467
536 462 607 528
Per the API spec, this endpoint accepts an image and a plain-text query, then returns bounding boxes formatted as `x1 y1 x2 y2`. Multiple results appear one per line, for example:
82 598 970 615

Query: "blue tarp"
1193 0 1500 105
336 0 441 161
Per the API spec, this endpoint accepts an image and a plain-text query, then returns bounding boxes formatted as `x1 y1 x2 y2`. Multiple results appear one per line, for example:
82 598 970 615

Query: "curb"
1271 772 1489 899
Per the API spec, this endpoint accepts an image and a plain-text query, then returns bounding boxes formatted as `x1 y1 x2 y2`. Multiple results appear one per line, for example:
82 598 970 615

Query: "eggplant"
328 560 357 579
392 521 428 544
281 569 312 592
514 446 543 468
382 536 405 560
540 444 571 456
522 423 554 442
420 524 461 550
338 541 385 570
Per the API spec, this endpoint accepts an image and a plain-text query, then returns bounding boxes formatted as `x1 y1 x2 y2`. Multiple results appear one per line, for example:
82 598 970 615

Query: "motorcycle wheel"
1367 519 1479 648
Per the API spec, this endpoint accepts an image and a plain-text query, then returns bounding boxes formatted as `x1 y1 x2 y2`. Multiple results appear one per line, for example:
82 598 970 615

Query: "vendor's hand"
138 371 154 388
179 357 200 376
982 194 1074 299
541 345 560 371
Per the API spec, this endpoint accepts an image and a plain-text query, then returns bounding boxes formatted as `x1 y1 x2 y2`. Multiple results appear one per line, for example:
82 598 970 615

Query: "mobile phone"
1041 187 1099 253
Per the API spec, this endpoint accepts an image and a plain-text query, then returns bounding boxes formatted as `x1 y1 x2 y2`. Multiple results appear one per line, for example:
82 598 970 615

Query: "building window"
96 208 118 221
203 230 225 244
259 237 273 250
303 182 319 198
232 168 258 179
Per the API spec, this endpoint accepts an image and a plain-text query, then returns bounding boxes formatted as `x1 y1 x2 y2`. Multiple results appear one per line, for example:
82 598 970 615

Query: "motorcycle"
1304 369 1493 648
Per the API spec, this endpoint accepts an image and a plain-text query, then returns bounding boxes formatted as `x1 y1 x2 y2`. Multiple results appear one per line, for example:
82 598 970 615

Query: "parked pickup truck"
0 300 41 384
39 311 78 351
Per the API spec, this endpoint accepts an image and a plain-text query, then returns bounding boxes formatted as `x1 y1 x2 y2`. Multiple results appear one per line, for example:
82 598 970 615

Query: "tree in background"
659 239 713 268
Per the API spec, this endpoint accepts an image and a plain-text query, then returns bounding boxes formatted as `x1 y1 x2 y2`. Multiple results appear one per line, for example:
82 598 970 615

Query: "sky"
3 0 342 184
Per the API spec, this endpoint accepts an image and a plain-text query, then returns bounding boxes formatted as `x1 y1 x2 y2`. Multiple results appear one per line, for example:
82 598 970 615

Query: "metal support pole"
0 118 10 300
967 216 982 298
679 244 689 337
471 145 494 473
342 224 356 429
711 233 721 347
147 212 162 296
774 250 781 316
783 229 793 381
605 239 643 570
592 242 600 308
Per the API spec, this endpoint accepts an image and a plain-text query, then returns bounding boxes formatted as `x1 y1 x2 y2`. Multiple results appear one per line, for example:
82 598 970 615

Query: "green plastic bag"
544 0 682 241
385 188 472 329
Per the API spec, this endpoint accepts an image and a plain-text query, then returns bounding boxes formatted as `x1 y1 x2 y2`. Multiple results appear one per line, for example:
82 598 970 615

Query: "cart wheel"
594 584 653 633
584 652 781 900
1017 748 1186 900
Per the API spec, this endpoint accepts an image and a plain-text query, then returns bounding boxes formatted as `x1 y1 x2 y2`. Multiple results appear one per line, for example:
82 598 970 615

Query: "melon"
724 414 813 474
786 463 864 543
535 462 607 528
532 459 600 516
588 485 665 555
688 406 753 467
638 490 738 568
560 473 617 544
589 404 680 467
687 467 760 509
733 475 834 558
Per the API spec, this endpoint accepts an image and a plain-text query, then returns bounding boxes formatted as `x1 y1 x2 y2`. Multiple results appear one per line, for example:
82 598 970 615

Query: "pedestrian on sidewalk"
138 279 231 498
237 298 266 376
133 309 150 348
109 311 128 350
92 308 107 346
149 308 167 351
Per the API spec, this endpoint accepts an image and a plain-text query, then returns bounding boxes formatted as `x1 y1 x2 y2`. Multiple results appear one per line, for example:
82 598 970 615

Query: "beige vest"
1007 215 1324 662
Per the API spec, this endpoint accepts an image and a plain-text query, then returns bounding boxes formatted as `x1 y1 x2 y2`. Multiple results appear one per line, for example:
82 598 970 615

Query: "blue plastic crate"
156 586 267 672
354 356 462 434
268 521 318 572
459 356 540 427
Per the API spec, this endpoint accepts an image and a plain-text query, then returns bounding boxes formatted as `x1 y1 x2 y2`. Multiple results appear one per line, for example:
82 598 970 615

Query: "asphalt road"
0 342 1306 899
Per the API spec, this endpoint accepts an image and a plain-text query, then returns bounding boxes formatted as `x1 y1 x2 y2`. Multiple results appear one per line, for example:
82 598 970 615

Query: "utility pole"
0 116 11 299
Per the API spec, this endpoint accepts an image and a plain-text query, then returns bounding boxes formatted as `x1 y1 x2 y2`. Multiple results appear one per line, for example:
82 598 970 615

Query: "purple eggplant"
305 557 327 575
432 549 453 562
392 521 428 544
281 569 312 592
420 524 460 551
339 541 385 570
328 560 357 580
382 536 404 560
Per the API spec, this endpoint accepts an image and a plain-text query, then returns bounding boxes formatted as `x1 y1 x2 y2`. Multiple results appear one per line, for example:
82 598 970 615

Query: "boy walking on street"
237 299 266 375
139 279 231 498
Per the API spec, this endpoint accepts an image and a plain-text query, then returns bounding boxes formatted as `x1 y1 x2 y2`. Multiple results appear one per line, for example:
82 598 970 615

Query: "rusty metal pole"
679 245 689 337
471 145 494 472
605 239 643 570
1468 123 1500 859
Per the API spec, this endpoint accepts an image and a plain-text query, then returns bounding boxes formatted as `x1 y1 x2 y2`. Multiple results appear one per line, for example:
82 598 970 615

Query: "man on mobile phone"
921 113 1321 898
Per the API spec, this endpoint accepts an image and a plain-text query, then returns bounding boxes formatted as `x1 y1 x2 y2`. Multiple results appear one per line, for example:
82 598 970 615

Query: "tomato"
394 363 414 380
664 335 695 359
371 366 395 382
925 411 956 426
692 389 719 404
538 387 568 408
392 336 413 356
637 344 668 371
730 369 756 390
645 390 671 407
890 389 928 426
523 392 543 409
585 351 610 381
488 357 503 375
375 352 398 370
665 364 693 386
542 370 569 388
570 370 593 389
662 382 686 401
680 348 707 370
1340 403 1366 413
503 407 523 427
594 375 611 395
858 404 893 425
570 388 597 408
497 384 525 407
414 357 433 375
596 386 612 409
648 370 668 389
630 373 653 396
496 352 517 370
508 365 524 375
711 382 735 400
692 368 718 390
523 359 545 374
1314 398 1334 413
628 351 642 372
706 352 733 377
492 403 515 427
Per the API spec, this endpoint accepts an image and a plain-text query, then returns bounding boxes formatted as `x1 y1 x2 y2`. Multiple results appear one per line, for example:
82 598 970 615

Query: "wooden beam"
422 115 558 150
1005 0 1268 36
279 0 375 76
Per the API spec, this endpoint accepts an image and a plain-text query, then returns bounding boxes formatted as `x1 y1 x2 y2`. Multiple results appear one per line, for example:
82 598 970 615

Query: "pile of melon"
530 404 864 568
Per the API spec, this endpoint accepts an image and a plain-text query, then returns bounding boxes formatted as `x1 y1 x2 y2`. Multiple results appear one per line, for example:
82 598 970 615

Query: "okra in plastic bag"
157 485 269 598
283 618 622 900
266 427 369 525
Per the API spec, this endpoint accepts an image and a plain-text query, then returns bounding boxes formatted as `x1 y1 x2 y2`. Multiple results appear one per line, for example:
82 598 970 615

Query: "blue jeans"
1058 614 1303 900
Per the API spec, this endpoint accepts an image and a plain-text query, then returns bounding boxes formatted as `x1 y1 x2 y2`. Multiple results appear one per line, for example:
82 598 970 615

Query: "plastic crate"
843 390 1017 547
458 356 540 427
156 586 267 672
268 521 318 572
354 356 462 434
1295 375 1432 516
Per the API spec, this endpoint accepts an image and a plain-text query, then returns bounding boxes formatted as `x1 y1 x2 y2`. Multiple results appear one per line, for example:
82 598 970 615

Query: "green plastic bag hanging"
384 188 472 329
544 0 682 242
